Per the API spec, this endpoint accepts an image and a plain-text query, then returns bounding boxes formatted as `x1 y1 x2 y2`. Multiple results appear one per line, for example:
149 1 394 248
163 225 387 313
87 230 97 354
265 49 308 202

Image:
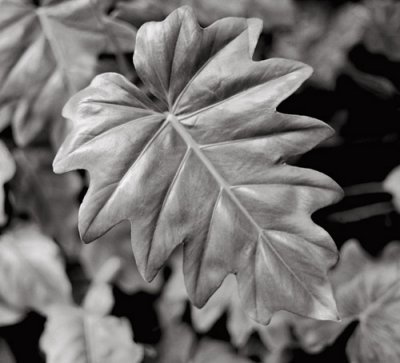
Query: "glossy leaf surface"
55 6 342 323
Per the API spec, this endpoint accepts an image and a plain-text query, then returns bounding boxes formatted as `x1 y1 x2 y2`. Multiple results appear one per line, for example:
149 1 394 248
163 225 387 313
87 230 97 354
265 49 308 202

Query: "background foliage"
0 0 399 362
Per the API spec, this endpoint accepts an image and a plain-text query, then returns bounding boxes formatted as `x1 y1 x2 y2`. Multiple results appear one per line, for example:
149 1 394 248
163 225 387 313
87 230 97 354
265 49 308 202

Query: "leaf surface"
0 339 15 363
295 239 400 363
0 141 15 226
114 0 296 30
271 2 369 89
41 305 144 363
81 222 163 294
11 148 82 257
364 0 400 61
0 223 72 319
0 0 136 145
192 339 252 363
54 6 343 323
160 251 292 348
384 165 400 213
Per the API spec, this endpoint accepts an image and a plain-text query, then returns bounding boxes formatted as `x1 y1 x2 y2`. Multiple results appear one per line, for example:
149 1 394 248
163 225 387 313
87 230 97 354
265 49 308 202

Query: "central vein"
167 113 262 235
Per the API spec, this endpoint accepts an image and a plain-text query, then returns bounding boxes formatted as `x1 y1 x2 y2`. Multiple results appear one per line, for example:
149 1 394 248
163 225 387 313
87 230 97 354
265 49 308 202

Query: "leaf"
384 165 400 213
81 221 163 293
0 223 72 320
295 239 400 363
0 102 15 134
156 322 196 363
0 339 15 363
82 257 121 316
54 6 343 323
0 0 136 145
156 324 252 363
191 339 252 363
11 148 82 257
271 2 370 89
160 251 292 348
364 0 400 61
114 0 296 30
41 305 144 363
0 141 15 227
112 0 166 27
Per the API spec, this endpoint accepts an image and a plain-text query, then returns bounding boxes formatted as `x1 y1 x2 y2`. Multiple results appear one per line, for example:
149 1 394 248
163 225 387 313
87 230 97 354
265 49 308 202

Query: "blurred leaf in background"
41 305 144 363
294 239 400 363
10 148 82 257
0 223 72 324
0 0 136 147
0 141 15 227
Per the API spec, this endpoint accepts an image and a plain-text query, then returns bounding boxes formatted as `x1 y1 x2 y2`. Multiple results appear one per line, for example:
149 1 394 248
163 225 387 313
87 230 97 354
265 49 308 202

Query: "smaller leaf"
0 141 15 227
156 322 196 363
294 239 400 363
81 222 162 293
11 148 82 257
192 339 252 363
0 0 137 146
0 223 72 319
271 2 369 88
0 339 15 363
41 305 144 363
364 0 400 61
82 257 121 316
0 301 24 327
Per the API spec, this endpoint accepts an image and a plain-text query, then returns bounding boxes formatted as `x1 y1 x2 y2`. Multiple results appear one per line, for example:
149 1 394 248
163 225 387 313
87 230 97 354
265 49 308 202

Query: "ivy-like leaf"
0 0 136 145
0 141 15 227
41 306 144 363
295 240 400 363
0 223 72 321
54 6 343 323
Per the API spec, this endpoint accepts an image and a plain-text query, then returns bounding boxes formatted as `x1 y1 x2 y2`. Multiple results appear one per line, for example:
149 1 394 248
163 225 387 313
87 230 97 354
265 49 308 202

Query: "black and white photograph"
0 0 399 362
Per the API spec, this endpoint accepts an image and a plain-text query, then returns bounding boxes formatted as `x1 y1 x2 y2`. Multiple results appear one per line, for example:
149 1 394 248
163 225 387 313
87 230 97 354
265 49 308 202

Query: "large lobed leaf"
0 0 136 146
54 6 343 323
